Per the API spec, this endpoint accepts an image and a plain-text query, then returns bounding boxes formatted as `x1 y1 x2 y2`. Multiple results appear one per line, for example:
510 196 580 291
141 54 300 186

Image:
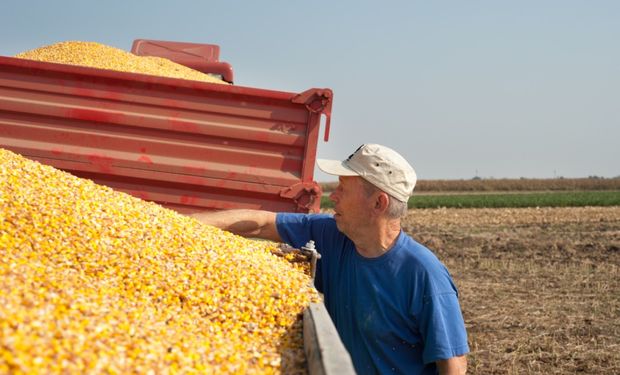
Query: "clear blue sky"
1 1 618 181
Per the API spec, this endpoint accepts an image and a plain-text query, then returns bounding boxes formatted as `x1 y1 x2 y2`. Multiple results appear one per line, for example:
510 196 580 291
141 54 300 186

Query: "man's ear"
374 192 390 213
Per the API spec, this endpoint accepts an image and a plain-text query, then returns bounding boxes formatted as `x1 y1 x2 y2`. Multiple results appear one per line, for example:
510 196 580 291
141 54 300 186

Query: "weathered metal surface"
304 303 356 375
0 54 332 213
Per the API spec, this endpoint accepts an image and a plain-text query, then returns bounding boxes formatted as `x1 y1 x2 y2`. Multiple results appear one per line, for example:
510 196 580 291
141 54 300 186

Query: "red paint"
67 108 123 124
182 165 207 176
0 49 332 213
87 154 114 173
169 118 201 133
180 195 198 205
132 191 149 201
137 155 153 164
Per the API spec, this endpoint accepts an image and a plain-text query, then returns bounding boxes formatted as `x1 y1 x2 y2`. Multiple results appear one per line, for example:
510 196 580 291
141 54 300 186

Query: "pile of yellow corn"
13 41 228 85
0 148 320 374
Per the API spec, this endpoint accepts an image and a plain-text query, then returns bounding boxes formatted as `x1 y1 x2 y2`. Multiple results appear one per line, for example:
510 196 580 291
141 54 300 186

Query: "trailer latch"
279 182 322 213
276 241 321 285
300 240 321 283
292 88 333 142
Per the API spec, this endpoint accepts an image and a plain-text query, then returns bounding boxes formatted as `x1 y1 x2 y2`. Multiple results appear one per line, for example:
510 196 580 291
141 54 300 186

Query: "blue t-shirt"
276 213 469 375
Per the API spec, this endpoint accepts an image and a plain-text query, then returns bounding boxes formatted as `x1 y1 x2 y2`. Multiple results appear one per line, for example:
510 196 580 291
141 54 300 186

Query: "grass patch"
320 191 620 209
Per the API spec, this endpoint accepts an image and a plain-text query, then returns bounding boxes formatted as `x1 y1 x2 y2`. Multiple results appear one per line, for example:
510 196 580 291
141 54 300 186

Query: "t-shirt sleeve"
418 292 469 363
275 213 334 250
275 213 338 294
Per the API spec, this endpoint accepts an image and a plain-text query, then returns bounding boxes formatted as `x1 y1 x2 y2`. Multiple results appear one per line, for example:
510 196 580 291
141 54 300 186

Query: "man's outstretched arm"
189 209 282 242
437 355 467 375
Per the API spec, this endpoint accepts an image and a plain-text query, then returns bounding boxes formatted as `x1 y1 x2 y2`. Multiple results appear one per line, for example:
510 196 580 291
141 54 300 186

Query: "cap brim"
316 159 359 176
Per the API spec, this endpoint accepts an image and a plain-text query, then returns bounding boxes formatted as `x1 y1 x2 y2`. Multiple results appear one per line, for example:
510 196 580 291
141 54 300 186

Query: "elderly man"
191 144 469 375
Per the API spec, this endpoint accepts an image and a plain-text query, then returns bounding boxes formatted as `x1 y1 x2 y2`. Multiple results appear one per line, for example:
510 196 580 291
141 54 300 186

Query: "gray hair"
359 178 408 219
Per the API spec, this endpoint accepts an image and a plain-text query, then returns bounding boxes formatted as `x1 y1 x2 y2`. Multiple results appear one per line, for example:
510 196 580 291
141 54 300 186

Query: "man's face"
329 176 371 238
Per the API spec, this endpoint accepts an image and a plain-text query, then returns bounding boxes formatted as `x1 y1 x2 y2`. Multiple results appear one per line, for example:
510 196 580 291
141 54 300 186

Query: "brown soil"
402 206 620 374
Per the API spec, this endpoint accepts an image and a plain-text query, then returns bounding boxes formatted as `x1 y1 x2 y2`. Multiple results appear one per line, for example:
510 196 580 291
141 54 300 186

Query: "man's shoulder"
396 233 449 273
397 233 436 259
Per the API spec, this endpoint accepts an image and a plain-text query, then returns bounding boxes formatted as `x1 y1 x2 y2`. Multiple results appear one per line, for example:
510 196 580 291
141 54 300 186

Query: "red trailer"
0 40 333 213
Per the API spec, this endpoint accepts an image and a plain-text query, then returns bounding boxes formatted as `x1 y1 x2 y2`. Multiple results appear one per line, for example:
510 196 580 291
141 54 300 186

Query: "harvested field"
402 207 620 374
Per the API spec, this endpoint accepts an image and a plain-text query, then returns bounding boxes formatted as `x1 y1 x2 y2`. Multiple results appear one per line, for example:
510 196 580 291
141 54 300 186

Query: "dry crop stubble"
402 207 620 374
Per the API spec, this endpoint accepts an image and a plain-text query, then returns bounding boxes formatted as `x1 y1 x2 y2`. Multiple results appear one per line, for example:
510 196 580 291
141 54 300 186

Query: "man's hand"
436 355 467 375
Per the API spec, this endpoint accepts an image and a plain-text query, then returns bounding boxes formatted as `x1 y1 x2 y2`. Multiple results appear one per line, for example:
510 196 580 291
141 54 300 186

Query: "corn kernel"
0 148 320 374
14 41 228 85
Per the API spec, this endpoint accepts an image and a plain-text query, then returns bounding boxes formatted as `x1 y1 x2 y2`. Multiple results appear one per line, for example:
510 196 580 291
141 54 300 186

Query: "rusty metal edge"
303 302 356 375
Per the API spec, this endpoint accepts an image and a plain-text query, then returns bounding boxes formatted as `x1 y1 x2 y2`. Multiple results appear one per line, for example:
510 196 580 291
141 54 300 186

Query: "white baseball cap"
317 144 417 202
